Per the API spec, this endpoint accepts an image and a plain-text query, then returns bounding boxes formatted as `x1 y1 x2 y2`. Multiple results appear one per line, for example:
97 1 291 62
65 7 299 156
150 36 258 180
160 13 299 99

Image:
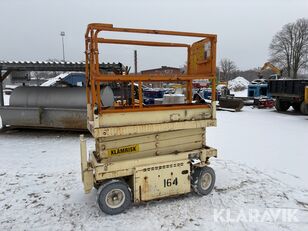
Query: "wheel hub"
105 189 125 209
200 172 212 190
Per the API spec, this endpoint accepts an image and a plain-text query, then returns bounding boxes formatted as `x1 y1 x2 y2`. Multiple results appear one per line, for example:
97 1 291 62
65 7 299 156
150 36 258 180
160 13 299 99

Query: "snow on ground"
228 76 250 91
208 107 308 188
1 107 308 230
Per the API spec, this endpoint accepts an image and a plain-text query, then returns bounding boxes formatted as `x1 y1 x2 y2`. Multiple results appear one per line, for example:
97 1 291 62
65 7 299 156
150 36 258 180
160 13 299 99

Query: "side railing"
85 23 217 114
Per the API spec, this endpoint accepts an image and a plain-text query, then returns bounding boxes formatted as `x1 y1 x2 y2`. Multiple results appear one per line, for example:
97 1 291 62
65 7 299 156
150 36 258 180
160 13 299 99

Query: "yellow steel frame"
85 23 217 114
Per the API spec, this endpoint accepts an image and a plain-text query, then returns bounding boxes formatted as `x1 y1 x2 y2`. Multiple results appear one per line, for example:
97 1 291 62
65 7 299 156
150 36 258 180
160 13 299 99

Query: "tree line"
219 18 308 81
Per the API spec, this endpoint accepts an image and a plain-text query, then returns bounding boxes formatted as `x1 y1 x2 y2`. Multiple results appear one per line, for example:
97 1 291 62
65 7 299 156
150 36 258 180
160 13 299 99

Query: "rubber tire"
97 180 132 215
275 99 290 112
191 166 216 196
292 102 301 112
300 101 308 115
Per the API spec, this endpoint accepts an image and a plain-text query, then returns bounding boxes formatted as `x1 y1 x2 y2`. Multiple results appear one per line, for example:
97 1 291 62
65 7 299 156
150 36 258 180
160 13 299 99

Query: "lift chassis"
81 23 218 215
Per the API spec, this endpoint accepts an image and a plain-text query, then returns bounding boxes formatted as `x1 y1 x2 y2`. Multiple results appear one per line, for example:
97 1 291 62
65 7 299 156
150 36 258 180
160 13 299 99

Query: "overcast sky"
1 0 307 71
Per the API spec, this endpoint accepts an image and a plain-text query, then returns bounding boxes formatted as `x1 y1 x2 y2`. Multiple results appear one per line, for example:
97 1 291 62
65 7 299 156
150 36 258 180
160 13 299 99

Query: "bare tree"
219 58 237 81
269 18 308 78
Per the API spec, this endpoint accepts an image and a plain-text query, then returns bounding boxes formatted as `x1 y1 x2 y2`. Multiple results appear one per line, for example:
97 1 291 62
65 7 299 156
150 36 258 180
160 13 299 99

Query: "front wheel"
275 99 290 112
97 180 132 215
191 166 216 196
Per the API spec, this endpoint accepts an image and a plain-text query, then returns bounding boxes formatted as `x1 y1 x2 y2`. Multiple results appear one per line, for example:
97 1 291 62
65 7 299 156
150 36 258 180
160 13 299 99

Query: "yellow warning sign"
107 144 140 156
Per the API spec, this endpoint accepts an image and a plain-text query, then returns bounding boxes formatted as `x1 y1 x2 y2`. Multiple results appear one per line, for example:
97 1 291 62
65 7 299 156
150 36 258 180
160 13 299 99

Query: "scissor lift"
80 23 218 215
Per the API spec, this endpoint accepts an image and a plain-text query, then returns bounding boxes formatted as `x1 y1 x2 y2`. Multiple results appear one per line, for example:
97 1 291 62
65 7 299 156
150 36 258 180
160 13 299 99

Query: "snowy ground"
1 92 308 230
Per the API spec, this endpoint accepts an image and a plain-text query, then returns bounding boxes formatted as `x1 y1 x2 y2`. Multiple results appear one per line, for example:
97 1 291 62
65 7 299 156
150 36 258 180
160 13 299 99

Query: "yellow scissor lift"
80 23 218 215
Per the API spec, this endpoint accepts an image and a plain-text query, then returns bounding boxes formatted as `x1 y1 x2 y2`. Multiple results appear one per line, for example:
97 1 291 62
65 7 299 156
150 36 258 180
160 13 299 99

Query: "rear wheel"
300 101 308 115
191 166 215 196
292 102 301 112
275 99 290 112
97 180 132 215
